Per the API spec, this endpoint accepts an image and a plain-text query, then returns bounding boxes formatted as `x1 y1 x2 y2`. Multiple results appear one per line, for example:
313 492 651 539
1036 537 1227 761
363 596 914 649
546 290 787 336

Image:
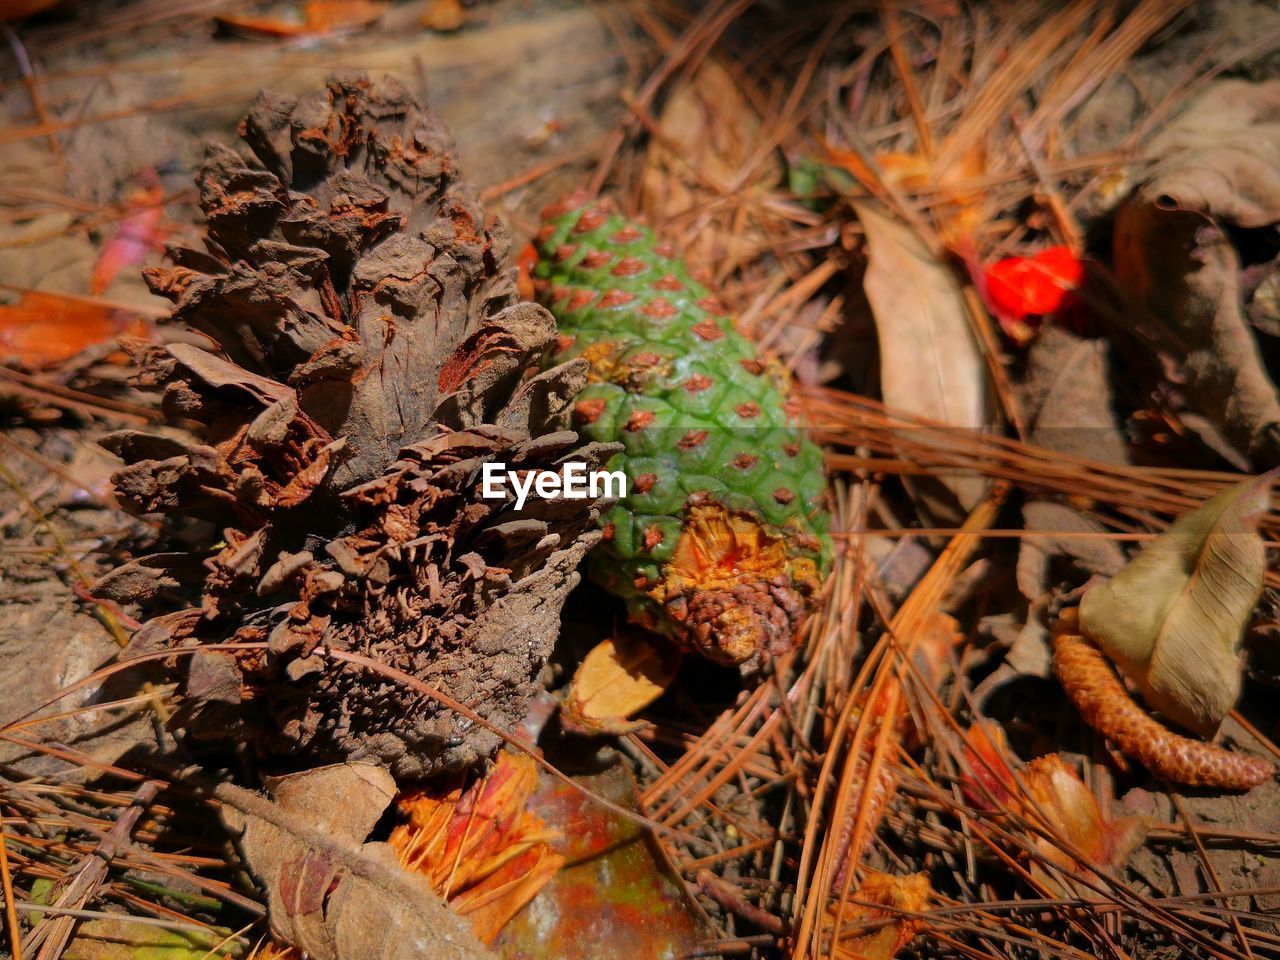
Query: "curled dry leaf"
1078 471 1274 736
853 201 989 514
1113 79 1280 464
216 763 492 960
961 724 1148 892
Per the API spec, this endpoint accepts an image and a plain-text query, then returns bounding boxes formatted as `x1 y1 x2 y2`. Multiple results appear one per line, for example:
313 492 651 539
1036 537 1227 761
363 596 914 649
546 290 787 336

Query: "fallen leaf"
980 246 1086 344
560 630 682 735
45 918 241 960
960 726 1147 896
1016 501 1126 603
492 763 712 960
1079 472 1275 736
390 750 565 944
854 201 989 512
214 1 388 38
1015 329 1129 598
0 292 146 367
215 764 493 960
1113 79 1280 464
1021 755 1148 889
974 330 1128 693
1022 327 1130 465
28 878 243 960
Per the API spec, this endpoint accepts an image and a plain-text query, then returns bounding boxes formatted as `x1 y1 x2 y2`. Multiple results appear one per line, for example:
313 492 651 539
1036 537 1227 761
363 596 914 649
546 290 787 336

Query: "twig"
2 24 62 165
695 869 786 936
0 824 22 960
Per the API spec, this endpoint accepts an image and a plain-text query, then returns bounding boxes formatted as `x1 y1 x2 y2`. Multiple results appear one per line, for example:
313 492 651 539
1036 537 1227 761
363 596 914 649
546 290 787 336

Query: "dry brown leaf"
1114 80 1280 464
1016 501 1126 603
216 764 493 960
1079 472 1274 736
854 201 989 512
1016 329 1128 602
560 631 683 735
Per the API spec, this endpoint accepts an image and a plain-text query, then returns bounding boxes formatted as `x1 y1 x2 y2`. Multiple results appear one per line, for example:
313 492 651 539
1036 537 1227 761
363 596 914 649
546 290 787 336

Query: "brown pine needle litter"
3 2 1280 960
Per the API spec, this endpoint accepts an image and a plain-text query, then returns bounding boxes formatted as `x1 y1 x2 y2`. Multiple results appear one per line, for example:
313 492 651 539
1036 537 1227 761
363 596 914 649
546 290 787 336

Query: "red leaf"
980 246 1085 343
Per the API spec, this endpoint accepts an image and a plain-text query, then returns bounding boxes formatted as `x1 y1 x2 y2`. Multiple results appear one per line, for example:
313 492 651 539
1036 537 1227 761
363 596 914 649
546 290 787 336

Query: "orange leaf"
824 141 987 246
959 722 1018 810
0 292 146 367
215 0 386 37
959 725 1147 894
1023 755 1146 874
302 0 387 31
561 631 682 735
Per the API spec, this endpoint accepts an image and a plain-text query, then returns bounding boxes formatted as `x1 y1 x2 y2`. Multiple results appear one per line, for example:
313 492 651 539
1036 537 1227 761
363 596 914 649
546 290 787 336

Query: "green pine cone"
534 192 831 666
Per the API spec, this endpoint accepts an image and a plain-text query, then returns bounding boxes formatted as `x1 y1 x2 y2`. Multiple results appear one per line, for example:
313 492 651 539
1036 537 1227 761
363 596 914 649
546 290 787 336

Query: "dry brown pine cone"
99 72 616 779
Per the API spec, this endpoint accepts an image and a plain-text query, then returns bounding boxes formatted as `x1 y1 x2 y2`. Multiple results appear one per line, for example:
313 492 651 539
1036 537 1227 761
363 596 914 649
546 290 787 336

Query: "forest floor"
4 2 1280 960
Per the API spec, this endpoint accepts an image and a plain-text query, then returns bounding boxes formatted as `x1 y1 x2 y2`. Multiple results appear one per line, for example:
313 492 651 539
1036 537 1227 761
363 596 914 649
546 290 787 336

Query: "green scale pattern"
533 194 831 661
